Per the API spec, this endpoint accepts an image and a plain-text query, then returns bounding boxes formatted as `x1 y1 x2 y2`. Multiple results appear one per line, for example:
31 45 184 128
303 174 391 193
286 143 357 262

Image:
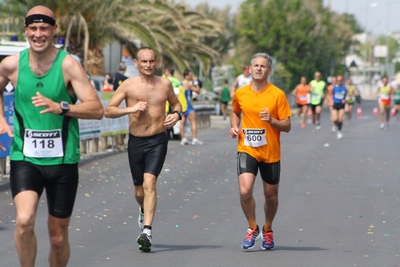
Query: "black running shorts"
10 161 79 218
310 102 322 112
237 152 280 185
333 103 345 110
128 132 168 186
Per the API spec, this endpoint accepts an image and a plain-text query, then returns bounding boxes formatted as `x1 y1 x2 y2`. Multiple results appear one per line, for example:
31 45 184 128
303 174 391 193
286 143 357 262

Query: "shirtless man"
0 5 103 267
325 76 337 132
104 47 182 252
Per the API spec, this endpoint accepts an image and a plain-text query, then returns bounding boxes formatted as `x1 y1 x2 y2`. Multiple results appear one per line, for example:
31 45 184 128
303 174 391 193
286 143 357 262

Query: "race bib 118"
23 129 64 158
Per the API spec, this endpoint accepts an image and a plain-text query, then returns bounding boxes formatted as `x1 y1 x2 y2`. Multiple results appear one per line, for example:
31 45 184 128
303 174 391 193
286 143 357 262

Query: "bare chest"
128 85 168 105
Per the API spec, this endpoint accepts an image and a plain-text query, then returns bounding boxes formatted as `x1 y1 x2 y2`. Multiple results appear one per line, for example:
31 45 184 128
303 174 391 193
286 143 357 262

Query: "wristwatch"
60 101 70 115
172 110 182 121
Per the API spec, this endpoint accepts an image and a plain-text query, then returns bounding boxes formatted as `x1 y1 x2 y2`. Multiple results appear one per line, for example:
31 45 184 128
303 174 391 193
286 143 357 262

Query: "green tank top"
220 86 230 102
394 91 400 104
309 80 326 105
10 48 80 165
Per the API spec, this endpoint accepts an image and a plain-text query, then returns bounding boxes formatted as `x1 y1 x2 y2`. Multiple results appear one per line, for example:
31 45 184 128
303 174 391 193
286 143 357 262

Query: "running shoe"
138 207 144 231
137 228 152 252
316 124 321 131
180 138 190 145
337 131 343 140
261 229 275 250
331 126 337 132
379 123 385 130
301 123 305 129
241 225 260 249
192 138 203 145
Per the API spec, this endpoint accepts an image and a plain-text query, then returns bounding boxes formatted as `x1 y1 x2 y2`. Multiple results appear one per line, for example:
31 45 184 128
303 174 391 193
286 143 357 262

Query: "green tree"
0 0 224 76
234 0 356 90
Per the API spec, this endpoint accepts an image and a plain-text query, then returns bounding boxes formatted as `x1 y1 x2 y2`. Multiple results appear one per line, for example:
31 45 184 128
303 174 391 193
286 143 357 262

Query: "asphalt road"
0 100 399 267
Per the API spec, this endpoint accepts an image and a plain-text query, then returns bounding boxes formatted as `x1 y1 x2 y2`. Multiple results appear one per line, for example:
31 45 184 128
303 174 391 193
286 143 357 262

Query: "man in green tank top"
0 5 103 267
309 71 327 132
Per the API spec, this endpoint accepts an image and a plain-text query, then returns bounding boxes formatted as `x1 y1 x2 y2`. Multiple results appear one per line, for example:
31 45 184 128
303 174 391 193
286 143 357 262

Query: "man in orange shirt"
229 53 291 250
291 76 310 128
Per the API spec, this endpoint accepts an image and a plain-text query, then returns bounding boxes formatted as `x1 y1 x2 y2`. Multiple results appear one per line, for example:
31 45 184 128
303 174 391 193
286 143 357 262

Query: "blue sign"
0 92 14 158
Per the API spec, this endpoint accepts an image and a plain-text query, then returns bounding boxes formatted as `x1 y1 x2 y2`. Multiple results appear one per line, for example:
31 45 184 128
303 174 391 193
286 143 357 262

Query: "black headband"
25 14 55 26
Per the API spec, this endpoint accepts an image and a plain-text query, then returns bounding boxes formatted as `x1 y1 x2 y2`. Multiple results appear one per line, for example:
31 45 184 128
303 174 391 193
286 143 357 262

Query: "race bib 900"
243 128 267 147
23 129 63 158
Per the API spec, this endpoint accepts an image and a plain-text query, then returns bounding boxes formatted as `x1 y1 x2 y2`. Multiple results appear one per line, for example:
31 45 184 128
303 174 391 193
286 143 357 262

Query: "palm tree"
1 0 225 76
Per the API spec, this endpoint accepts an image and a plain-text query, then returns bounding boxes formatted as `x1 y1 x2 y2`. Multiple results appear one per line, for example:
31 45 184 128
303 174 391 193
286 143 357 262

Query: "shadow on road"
151 244 222 252
242 246 327 252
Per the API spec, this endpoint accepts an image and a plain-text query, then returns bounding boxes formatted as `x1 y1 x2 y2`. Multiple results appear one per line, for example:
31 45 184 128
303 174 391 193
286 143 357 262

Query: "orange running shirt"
231 83 292 163
296 84 310 105
326 84 334 105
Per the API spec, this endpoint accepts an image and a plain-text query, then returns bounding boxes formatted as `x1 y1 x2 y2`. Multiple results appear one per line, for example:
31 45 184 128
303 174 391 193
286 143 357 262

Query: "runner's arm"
0 55 17 140
104 79 147 118
60 55 104 119
229 77 239 97
229 110 241 139
268 117 291 133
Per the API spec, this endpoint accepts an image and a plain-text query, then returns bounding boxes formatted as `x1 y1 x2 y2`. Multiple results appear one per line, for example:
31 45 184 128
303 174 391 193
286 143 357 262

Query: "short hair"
135 46 157 60
250 53 272 68
167 67 175 76
183 69 192 78
118 62 126 70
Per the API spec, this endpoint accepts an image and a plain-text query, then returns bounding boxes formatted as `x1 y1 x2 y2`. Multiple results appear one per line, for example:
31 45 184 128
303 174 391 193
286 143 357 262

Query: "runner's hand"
229 127 239 139
164 113 178 128
131 101 148 113
0 119 13 151
259 107 271 123
32 92 61 115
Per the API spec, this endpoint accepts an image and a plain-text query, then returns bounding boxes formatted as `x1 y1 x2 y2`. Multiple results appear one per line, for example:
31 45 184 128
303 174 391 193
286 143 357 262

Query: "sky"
186 0 400 35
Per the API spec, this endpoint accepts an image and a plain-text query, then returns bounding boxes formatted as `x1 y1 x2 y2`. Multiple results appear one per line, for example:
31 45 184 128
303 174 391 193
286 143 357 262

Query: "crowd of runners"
292 72 400 139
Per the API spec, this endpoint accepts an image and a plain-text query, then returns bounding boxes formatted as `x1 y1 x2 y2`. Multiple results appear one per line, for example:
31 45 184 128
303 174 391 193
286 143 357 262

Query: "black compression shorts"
310 102 322 112
333 103 345 110
237 152 280 185
297 103 307 108
10 161 79 218
128 132 168 186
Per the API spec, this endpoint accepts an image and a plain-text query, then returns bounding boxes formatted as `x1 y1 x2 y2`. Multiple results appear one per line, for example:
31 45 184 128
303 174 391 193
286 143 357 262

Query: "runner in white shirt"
230 66 252 98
